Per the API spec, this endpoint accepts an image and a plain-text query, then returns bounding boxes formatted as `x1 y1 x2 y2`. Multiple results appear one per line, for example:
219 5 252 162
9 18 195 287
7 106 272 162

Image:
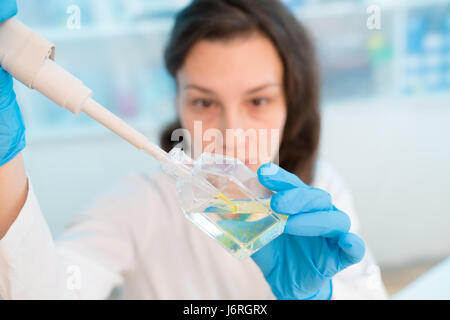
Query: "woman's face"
176 32 287 173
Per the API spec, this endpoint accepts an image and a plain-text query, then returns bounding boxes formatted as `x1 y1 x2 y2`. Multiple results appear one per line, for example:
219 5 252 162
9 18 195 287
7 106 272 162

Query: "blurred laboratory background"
14 0 450 298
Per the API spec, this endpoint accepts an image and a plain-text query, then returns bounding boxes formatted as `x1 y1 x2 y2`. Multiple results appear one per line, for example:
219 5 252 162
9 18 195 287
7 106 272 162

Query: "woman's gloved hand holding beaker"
0 0 26 166
251 163 366 300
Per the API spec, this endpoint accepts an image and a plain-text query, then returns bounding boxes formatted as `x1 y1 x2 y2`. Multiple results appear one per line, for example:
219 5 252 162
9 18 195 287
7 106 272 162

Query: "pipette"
0 17 224 201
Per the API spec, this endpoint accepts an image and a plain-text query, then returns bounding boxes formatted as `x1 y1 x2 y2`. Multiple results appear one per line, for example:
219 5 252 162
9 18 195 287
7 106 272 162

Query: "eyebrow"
183 82 280 96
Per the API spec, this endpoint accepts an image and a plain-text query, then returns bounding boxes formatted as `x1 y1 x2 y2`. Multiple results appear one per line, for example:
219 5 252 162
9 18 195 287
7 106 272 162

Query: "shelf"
374 0 450 10
28 1 450 42
322 91 450 109
35 18 173 42
295 0 450 20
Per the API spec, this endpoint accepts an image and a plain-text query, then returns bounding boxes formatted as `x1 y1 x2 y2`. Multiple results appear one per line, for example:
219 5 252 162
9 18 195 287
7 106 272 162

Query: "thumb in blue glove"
251 163 366 300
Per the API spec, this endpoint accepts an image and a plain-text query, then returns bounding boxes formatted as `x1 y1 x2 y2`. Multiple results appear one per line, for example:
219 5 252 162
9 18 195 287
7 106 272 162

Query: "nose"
222 104 244 131
220 104 248 156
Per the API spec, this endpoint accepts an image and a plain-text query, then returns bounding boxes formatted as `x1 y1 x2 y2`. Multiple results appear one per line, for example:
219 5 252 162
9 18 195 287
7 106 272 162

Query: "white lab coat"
0 160 388 299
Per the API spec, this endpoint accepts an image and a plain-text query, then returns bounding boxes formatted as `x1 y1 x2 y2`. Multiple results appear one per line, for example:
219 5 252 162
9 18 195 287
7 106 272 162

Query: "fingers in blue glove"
258 162 333 213
337 232 366 268
258 162 309 191
271 187 333 214
284 209 351 239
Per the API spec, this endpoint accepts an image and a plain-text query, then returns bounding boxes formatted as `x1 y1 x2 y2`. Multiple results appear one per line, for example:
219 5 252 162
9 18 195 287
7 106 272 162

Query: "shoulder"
311 160 360 232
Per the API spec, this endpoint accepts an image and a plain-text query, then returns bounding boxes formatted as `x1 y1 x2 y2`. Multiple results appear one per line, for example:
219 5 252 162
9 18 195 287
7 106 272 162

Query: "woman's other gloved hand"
0 0 17 21
0 0 26 166
251 163 366 300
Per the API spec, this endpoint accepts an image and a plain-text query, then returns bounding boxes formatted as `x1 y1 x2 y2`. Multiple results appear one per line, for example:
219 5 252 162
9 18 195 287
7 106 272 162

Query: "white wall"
320 95 450 267
22 95 450 269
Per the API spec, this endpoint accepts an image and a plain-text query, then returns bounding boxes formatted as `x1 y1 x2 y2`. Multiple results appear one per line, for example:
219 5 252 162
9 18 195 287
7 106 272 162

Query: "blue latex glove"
0 0 26 166
251 163 366 300
0 0 17 22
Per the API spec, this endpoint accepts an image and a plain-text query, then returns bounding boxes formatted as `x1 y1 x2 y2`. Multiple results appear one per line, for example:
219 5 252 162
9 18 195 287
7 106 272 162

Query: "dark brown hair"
160 0 320 184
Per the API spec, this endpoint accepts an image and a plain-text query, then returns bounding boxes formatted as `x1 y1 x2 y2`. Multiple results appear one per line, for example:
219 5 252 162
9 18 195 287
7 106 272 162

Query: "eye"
193 99 215 109
250 97 269 107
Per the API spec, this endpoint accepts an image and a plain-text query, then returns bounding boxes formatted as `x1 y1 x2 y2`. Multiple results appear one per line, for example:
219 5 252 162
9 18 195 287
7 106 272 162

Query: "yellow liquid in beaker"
185 196 288 259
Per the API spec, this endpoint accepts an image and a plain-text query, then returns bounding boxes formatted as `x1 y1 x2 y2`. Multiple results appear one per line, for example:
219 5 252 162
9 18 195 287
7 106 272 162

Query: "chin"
244 161 260 174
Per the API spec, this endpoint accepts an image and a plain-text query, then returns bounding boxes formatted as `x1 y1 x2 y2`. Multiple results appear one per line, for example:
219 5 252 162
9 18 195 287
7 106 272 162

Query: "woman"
0 0 387 299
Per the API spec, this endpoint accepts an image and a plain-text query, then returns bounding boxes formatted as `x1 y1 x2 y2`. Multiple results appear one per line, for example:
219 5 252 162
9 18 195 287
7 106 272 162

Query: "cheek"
253 126 283 165
178 101 200 139
253 105 286 140
253 111 286 165
177 98 191 128
250 100 287 135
